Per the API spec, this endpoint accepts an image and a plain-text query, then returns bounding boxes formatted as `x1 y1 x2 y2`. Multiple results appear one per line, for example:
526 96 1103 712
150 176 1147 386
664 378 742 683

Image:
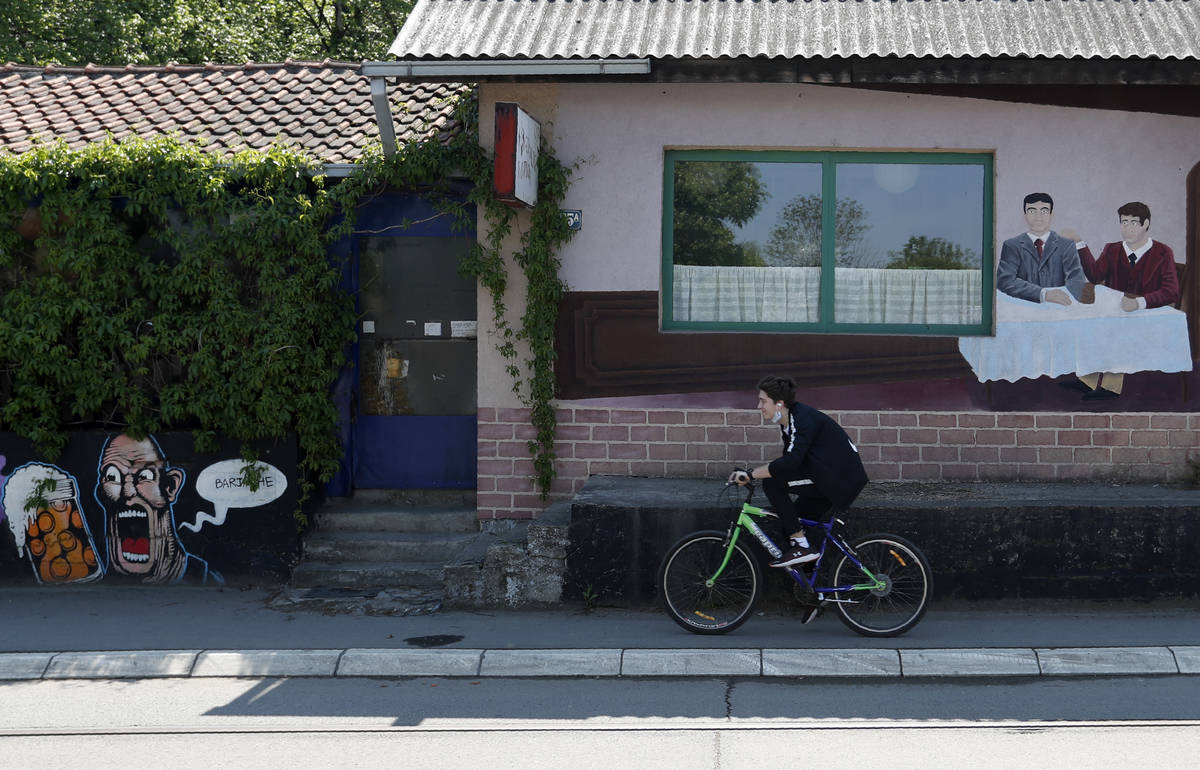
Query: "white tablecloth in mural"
957 285 1194 382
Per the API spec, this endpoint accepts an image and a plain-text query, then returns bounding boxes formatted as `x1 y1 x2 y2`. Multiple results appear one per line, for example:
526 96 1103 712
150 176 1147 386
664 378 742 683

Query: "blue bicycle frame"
718 501 886 599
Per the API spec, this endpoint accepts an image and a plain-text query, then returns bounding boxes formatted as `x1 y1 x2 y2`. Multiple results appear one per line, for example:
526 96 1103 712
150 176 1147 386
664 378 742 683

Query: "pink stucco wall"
472 82 1200 518
487 82 1198 295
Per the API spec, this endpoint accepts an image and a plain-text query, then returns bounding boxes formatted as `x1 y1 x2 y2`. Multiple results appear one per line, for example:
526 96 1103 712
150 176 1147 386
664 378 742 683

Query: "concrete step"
268 586 443 616
290 560 445 589
315 506 478 534
333 489 476 507
304 531 478 563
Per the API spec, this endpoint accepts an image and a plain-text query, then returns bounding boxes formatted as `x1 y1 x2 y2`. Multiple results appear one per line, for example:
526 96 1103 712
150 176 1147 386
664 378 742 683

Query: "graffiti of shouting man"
95 434 220 585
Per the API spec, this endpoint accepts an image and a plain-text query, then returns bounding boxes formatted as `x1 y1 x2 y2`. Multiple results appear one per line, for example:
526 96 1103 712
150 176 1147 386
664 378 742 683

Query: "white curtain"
834 267 982 324
672 265 821 323
672 265 981 325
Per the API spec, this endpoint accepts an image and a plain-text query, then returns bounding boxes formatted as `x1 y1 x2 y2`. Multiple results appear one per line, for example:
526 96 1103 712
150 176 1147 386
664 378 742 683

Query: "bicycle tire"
831 533 932 638
658 530 762 635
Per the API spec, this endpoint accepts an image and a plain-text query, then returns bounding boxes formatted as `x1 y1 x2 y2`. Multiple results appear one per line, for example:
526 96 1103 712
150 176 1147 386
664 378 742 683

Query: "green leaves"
0 0 414 66
1 90 575 512
0 135 351 515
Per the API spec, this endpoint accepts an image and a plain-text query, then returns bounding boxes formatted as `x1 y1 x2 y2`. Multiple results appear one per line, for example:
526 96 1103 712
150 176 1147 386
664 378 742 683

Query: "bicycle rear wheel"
658 530 762 635
832 534 931 638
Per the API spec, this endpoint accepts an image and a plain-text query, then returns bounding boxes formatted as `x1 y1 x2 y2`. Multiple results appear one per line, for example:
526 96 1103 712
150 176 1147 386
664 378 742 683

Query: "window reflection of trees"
885 235 978 270
764 195 874 267
672 162 767 267
673 160 979 271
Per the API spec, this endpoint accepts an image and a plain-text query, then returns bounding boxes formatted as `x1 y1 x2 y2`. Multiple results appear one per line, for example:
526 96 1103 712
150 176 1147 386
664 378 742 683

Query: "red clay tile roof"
0 60 469 163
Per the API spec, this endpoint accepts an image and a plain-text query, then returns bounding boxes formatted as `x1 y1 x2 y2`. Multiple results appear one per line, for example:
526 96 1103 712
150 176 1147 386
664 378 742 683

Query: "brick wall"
476 407 1200 520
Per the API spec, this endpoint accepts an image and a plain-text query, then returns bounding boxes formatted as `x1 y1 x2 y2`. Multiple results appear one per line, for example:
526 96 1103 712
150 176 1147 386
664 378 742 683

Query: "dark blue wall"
0 432 300 586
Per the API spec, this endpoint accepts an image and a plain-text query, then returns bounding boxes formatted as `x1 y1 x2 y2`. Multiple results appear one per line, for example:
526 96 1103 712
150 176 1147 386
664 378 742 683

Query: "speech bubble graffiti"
180 459 288 533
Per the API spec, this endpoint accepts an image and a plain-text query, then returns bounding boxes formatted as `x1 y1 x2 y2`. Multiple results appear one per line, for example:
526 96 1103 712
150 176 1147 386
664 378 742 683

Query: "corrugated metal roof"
0 61 469 163
390 0 1200 61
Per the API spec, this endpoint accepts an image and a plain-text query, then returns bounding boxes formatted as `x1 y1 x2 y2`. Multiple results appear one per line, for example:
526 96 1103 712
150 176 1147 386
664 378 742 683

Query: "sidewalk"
2 584 1199 680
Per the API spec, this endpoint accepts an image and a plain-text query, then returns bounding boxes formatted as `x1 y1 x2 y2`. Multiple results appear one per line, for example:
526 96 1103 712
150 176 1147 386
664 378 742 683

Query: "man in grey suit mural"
997 192 1087 305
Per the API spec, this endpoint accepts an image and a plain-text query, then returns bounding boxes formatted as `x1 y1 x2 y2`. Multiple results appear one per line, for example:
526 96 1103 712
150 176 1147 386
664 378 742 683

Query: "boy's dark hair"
757 375 797 405
1117 201 1151 227
1023 192 1054 211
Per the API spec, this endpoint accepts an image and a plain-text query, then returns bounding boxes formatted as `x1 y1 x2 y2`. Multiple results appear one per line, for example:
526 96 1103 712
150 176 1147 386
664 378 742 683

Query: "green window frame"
661 149 994 335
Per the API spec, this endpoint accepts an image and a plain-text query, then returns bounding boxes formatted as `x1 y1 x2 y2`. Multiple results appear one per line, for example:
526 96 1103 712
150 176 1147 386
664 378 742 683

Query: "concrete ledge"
763 649 901 677
481 649 621 677
901 648 1041 677
192 650 341 678
1036 646 1179 676
565 476 1200 604
44 651 199 679
337 648 483 677
1170 646 1200 674
0 653 53 680
621 649 761 676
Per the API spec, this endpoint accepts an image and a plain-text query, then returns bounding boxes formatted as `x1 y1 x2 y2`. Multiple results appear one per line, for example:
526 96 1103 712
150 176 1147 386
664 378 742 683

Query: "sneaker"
801 598 828 625
769 541 818 568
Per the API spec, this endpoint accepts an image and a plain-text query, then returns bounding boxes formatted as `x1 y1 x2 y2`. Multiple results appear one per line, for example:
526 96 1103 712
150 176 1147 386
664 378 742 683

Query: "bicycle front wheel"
832 534 932 638
658 531 762 635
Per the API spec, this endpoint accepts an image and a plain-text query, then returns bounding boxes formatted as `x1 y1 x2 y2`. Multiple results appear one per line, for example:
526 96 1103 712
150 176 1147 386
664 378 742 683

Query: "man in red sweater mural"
1064 201 1181 400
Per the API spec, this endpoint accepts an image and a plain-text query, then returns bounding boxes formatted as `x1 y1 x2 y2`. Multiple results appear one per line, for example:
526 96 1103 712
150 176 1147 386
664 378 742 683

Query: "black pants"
762 476 833 551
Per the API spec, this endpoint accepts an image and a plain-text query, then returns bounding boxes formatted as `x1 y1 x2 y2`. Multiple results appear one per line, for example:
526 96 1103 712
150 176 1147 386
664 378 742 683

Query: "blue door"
335 193 477 491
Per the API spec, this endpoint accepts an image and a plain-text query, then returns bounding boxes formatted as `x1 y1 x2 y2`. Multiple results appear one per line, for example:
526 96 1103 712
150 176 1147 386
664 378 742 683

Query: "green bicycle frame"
706 502 886 594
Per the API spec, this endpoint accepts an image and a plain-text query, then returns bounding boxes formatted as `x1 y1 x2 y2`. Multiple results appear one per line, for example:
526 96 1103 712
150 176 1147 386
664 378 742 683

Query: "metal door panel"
352 226 477 489
353 415 476 489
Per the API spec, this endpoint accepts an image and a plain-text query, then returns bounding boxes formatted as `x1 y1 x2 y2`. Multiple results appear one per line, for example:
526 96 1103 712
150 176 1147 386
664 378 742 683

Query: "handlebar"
726 467 756 501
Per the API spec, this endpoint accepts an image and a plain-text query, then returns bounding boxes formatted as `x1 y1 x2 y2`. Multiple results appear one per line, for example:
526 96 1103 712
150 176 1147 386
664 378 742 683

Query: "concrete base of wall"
563 476 1200 605
443 502 571 607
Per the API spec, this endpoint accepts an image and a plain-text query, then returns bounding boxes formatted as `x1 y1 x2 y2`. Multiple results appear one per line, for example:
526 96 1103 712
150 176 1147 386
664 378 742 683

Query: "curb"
2 646 1199 680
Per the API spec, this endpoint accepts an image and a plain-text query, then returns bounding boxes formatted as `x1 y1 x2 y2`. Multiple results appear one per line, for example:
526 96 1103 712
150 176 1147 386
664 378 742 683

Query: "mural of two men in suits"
996 193 1185 400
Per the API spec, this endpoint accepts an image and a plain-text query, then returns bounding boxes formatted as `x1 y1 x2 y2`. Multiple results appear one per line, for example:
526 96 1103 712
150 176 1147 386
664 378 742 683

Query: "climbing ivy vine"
332 92 573 498
0 91 573 515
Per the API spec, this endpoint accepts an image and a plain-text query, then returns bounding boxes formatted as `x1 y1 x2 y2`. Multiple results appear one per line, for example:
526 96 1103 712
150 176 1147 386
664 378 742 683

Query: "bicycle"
657 475 932 637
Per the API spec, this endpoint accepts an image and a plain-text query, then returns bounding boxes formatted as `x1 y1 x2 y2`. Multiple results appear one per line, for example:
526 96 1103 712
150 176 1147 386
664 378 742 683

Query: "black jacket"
766 401 868 509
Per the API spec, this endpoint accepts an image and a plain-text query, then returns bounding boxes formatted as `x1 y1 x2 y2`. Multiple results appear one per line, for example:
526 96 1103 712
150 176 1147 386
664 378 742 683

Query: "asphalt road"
2 675 1199 768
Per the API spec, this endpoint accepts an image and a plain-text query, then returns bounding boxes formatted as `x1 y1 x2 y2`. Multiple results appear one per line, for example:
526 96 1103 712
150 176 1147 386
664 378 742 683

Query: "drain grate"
404 634 464 648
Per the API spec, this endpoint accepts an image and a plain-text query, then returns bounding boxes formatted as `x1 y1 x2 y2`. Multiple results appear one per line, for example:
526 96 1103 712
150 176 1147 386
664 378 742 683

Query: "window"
662 150 993 334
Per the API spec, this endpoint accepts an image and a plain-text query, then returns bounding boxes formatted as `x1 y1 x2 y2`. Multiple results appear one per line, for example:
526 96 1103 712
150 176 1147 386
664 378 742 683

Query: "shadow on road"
201 675 1200 726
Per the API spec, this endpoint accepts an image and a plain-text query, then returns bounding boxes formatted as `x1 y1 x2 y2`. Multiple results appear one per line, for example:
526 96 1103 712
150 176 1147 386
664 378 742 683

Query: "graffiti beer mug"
1 464 103 584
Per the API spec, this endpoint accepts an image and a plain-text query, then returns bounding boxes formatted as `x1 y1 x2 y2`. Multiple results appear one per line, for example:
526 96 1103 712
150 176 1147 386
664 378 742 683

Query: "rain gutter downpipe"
369 76 400 157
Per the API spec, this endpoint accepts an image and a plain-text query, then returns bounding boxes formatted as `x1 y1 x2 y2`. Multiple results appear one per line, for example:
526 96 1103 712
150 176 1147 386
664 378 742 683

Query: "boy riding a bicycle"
729 375 869 569
661 378 927 635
